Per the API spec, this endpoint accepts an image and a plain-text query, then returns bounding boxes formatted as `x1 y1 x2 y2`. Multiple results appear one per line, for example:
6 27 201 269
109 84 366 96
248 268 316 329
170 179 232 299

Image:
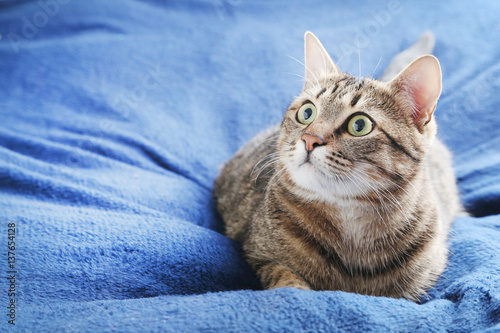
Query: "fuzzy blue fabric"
1 0 499 332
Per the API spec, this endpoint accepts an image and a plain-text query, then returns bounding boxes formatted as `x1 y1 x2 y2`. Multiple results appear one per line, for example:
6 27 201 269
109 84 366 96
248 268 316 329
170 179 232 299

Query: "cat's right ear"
390 55 442 129
304 32 340 90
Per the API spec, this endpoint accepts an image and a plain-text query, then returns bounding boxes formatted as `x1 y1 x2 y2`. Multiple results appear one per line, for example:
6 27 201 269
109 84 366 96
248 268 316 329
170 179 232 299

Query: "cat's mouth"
290 159 362 199
299 151 327 168
304 158 338 179
301 152 313 165
299 157 322 175
296 149 355 184
298 154 335 180
289 144 366 197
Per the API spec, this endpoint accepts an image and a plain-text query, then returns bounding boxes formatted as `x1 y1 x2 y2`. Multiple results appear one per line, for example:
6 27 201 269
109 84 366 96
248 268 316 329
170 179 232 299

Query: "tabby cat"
214 32 462 301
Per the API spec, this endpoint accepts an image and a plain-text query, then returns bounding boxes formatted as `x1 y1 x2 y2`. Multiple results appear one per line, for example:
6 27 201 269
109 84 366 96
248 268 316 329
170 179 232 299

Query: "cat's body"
215 32 462 301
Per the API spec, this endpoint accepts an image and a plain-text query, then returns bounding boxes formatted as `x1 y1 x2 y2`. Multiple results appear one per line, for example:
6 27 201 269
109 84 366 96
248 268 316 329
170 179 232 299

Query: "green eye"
296 103 317 125
347 114 373 137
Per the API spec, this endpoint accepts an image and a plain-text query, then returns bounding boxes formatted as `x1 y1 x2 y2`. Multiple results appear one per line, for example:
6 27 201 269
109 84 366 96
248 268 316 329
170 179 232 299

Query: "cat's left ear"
304 32 340 90
390 55 442 129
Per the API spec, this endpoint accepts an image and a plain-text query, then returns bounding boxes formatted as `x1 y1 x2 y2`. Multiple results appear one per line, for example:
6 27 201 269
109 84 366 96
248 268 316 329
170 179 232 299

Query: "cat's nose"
301 133 325 152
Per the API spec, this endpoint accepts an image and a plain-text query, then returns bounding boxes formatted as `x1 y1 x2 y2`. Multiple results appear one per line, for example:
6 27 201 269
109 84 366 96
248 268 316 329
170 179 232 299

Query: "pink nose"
301 133 324 152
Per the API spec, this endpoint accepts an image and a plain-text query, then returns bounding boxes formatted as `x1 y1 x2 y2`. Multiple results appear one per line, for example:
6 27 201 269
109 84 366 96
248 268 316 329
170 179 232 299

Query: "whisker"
264 166 288 193
347 167 403 221
252 153 289 184
325 161 349 173
251 152 282 175
343 171 385 222
285 54 321 89
356 160 417 193
335 50 349 67
371 56 383 79
357 43 361 78
350 168 413 231
255 156 283 176
271 166 289 190
286 72 316 89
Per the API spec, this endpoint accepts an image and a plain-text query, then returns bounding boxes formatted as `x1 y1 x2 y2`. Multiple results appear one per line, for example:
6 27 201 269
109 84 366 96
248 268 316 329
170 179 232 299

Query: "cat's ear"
390 55 442 128
304 31 340 89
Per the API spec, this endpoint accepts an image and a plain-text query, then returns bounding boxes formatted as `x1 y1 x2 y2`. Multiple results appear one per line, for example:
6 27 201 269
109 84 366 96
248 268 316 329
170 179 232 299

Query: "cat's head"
277 32 442 202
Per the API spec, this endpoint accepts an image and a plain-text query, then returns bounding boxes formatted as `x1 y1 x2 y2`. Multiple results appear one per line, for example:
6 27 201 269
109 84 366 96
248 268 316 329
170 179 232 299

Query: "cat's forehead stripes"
308 76 374 124
331 83 339 94
313 76 371 106
350 93 362 107
316 87 327 99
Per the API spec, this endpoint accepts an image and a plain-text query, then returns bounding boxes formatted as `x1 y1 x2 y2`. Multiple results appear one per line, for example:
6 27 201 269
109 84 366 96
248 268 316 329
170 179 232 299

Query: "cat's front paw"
259 263 311 290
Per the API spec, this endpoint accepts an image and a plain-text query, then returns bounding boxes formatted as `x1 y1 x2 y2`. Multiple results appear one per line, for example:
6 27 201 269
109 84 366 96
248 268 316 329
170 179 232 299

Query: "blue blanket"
1 0 499 331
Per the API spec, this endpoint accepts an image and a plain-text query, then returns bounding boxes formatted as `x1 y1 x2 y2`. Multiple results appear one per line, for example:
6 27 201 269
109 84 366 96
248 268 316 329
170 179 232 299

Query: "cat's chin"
287 162 368 202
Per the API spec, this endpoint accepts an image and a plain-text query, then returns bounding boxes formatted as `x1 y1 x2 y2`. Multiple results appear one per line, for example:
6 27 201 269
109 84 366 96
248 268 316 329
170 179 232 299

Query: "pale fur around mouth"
286 144 371 200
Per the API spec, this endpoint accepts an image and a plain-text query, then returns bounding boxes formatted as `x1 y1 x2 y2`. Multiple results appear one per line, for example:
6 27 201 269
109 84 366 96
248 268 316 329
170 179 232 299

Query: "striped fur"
214 32 461 301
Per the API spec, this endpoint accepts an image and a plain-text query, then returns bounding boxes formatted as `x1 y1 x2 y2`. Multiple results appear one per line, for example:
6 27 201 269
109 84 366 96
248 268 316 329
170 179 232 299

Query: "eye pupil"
303 108 313 120
354 119 365 132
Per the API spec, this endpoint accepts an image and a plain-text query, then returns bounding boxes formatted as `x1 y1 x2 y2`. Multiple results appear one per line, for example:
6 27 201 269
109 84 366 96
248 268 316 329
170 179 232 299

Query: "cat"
214 31 462 301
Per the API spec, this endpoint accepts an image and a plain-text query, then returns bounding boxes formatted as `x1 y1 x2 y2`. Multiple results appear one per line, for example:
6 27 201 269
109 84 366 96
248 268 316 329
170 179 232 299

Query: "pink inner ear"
395 56 442 123
304 32 340 87
412 79 432 116
412 73 441 117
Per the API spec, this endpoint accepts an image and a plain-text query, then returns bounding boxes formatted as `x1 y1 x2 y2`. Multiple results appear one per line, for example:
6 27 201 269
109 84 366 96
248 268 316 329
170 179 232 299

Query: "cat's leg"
258 263 311 290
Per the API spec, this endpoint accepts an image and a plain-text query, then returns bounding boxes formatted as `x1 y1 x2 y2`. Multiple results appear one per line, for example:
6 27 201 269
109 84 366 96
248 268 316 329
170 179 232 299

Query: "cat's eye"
296 103 317 125
347 114 373 137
